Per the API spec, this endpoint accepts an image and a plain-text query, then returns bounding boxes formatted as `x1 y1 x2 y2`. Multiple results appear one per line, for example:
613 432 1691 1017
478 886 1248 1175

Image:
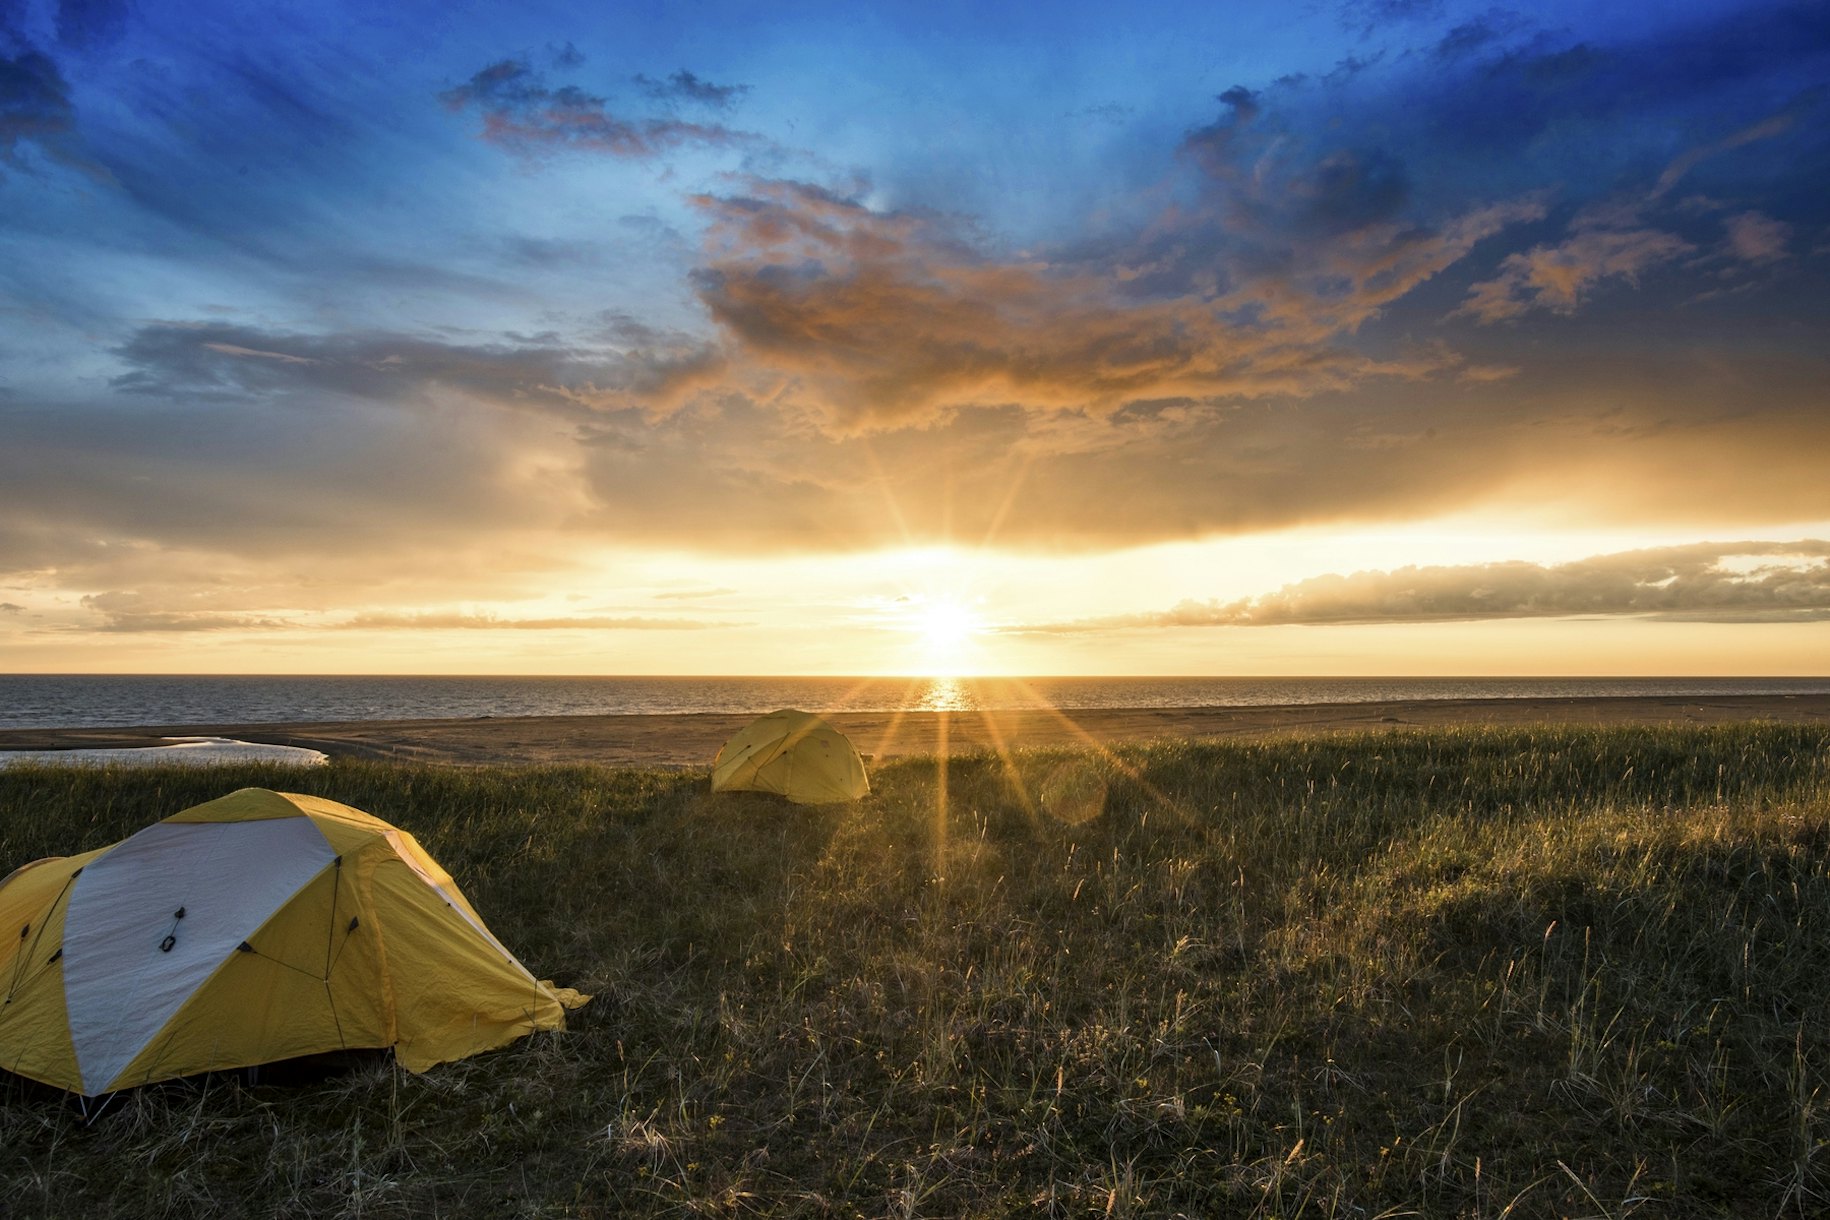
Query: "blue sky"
3 0 1829 672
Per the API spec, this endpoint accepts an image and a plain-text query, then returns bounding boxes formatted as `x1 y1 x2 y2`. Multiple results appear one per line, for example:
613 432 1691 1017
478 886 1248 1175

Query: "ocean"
3 674 1828 731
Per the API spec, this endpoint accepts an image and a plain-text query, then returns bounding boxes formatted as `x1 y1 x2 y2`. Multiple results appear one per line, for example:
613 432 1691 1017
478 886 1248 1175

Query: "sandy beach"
3 692 1827 767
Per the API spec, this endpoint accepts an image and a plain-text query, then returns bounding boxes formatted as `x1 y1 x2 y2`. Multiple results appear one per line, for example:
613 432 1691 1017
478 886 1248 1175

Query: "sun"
918 598 976 651
908 594 986 675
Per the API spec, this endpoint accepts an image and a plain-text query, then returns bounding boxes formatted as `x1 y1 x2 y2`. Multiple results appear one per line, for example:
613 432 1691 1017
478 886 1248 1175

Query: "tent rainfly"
0 788 586 1097
711 709 870 805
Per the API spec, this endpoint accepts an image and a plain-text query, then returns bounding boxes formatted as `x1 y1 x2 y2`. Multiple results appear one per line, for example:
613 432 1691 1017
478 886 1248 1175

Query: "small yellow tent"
0 788 586 1097
711 709 869 805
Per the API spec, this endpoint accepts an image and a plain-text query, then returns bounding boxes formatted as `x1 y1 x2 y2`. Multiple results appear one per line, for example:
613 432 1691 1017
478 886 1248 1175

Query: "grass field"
2 723 1829 1217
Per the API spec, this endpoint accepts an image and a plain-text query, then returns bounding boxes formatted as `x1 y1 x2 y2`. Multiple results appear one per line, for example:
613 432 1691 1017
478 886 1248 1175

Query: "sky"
2 0 1828 676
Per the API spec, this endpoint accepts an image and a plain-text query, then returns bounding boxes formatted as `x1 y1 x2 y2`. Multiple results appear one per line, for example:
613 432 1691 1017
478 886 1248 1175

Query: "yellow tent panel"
0 788 586 1097
711 709 869 805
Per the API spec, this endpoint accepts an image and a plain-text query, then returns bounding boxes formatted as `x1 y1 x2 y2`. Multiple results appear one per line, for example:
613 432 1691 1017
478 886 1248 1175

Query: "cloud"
1325 5 1830 201
1018 541 1830 632
1433 12 1530 60
78 592 293 633
6 308 1830 622
687 170 1540 431
0 371 620 599
1723 210 1792 264
0 602 22 613
70 590 729 633
1427 26 1823 327
1069 101 1132 124
1652 109 1800 199
1149 81 1552 311
1289 148 1410 236
673 62 1662 435
1456 217 1693 322
0 47 109 181
441 59 750 157
339 612 725 631
651 587 737 600
634 69 749 110
1340 0 1444 30
109 321 722 413
1456 363 1519 383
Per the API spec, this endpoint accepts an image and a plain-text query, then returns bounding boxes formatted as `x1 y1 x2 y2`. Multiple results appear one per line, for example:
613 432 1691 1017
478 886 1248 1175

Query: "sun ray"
976 448 1035 551
1001 676 1208 829
933 703 950 888
858 436 917 549
971 702 1038 822
867 676 929 762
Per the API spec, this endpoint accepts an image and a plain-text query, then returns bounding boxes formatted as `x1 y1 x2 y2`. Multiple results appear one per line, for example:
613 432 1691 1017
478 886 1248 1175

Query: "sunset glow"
1 1 1827 676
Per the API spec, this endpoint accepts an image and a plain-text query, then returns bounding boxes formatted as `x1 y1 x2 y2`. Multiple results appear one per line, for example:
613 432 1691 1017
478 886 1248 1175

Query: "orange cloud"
1722 210 1792 264
688 179 1541 432
1457 221 1694 322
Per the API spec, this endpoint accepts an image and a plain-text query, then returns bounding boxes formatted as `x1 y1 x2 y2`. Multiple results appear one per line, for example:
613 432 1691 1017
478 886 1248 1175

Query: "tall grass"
1 723 1827 1217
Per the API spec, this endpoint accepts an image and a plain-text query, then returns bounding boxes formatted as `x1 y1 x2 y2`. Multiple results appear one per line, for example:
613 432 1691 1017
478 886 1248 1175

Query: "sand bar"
2 693 1827 768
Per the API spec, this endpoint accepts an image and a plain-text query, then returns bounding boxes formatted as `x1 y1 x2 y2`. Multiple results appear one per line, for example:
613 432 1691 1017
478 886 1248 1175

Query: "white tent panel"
62 818 336 1094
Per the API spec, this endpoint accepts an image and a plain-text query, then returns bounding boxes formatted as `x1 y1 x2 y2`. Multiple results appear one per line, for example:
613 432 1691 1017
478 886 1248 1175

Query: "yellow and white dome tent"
0 788 586 1098
711 709 869 805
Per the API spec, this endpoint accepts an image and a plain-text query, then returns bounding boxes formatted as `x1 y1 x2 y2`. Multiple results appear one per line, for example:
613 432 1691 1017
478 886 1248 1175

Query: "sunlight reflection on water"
914 677 971 712
909 676 1067 712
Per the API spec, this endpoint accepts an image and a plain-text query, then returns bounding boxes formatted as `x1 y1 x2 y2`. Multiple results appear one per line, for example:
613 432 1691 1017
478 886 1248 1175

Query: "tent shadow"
233 1047 390 1087
1 1048 393 1121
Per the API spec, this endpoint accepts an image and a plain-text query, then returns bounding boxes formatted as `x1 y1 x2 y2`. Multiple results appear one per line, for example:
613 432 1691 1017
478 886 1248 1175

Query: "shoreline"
2 692 1828 767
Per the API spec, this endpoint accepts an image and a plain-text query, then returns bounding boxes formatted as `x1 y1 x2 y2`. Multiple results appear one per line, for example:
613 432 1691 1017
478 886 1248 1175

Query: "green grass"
3 722 1830 1217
